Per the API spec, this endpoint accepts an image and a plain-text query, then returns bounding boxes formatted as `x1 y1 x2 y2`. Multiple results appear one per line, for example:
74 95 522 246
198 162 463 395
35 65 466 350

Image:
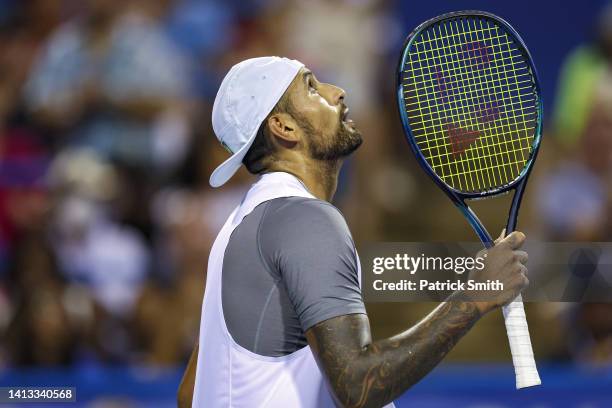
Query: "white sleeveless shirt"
192 172 395 408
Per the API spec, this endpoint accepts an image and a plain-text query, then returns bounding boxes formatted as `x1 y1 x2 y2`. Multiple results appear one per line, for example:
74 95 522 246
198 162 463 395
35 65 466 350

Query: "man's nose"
322 83 346 106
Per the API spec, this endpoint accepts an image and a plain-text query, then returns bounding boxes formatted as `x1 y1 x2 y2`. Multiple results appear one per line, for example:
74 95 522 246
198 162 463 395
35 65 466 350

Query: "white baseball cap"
209 56 304 187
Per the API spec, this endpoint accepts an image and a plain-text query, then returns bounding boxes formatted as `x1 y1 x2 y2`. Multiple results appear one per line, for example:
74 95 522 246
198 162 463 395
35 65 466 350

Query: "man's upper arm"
260 198 366 332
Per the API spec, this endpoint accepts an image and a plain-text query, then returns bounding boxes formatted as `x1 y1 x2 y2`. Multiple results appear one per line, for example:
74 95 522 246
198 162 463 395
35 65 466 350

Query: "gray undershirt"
222 196 366 357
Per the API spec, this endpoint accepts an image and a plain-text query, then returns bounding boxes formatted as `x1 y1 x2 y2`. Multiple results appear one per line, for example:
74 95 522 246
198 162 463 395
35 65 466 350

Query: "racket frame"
396 10 543 247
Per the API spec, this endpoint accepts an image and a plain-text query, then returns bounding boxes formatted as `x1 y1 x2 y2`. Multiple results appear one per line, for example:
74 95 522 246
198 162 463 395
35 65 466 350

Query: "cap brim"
209 127 259 188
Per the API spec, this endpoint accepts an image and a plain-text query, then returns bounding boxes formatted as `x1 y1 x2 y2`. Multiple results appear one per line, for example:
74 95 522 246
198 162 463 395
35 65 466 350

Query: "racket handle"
501 294 541 389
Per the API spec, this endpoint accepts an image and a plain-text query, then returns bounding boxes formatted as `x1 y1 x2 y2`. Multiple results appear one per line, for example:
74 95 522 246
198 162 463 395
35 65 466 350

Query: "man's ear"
267 113 300 146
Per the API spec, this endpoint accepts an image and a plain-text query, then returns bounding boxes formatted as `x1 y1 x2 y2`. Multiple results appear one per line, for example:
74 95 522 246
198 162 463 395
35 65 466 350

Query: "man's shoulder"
264 196 349 230
258 196 358 276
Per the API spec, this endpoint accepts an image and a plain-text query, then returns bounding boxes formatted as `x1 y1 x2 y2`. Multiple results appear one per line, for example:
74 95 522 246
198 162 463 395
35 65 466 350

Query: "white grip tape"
502 294 541 389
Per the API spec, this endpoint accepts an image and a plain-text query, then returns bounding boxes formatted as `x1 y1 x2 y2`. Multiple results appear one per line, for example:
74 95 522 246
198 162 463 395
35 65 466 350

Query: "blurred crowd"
0 0 611 372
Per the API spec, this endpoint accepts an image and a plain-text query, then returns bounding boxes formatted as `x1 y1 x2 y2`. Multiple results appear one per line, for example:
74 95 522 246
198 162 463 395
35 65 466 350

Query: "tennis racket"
396 11 542 389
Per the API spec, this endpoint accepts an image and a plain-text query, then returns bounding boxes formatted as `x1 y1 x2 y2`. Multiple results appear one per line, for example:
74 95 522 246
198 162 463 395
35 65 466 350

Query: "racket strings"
426 20 529 188
427 19 530 178
426 20 530 190
401 16 538 193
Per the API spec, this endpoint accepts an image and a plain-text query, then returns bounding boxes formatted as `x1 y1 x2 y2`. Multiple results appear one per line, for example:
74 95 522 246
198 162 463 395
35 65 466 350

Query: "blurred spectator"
0 132 50 275
49 150 150 318
553 3 612 147
24 0 191 172
538 4 612 238
536 161 608 240
5 232 77 366
47 149 150 361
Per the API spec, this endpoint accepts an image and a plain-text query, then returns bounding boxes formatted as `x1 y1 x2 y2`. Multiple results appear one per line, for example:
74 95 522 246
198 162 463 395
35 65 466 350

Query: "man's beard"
299 116 363 161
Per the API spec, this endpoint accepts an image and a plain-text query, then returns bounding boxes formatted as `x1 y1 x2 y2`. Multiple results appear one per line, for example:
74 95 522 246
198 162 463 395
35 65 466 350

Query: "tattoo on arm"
305 293 480 408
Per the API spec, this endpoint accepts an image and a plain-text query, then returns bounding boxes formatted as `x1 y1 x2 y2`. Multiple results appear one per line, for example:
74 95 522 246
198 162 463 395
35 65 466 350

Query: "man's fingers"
494 228 506 244
520 272 529 289
515 250 528 265
500 231 526 249
518 263 528 277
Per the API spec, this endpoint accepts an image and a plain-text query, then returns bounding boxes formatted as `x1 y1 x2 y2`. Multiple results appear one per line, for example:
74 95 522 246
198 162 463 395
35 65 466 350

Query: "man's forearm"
307 293 481 408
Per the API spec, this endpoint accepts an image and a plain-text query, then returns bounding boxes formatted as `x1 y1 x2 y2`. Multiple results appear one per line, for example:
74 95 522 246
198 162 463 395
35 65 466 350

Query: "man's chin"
310 122 363 160
342 131 363 156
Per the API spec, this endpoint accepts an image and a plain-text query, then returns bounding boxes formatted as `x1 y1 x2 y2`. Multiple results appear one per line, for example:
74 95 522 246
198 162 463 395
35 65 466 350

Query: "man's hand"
465 231 529 316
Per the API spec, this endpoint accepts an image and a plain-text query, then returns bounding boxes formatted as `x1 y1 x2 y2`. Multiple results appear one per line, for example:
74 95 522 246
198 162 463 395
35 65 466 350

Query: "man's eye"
309 80 317 92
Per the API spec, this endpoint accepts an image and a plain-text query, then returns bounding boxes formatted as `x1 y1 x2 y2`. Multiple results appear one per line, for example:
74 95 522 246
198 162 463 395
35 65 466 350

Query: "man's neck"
266 159 342 202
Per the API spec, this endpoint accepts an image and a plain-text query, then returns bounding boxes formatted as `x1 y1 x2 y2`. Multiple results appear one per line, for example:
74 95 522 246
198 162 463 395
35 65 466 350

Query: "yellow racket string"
401 16 538 193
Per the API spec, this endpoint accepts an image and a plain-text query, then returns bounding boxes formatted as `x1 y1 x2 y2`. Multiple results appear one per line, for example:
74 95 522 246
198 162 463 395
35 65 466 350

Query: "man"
180 57 529 407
